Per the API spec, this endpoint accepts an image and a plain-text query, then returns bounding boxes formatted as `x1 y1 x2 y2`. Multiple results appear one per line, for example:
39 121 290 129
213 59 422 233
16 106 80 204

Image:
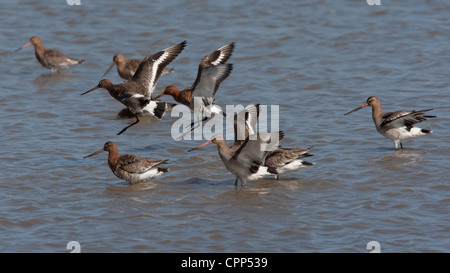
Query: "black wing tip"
301 153 314 158
222 42 235 54
158 167 169 173
221 42 234 56
218 63 233 77
162 159 170 164
416 109 436 117
168 40 187 52
302 161 315 166
177 40 187 50
165 40 187 61
224 41 235 47
221 63 233 78
149 40 187 62
210 42 235 65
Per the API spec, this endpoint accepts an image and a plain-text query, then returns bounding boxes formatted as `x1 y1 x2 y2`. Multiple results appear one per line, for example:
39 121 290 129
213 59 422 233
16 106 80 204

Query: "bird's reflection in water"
32 72 76 93
371 148 426 169
106 181 159 193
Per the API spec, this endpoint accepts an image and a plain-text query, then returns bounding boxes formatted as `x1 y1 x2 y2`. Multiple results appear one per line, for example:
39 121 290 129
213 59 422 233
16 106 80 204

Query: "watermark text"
67 0 81 5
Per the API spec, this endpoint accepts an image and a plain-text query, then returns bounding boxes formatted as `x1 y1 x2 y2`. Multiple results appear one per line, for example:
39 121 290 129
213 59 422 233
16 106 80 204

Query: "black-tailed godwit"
84 141 169 184
103 53 174 80
154 43 234 130
344 96 436 150
81 41 186 135
16 36 84 72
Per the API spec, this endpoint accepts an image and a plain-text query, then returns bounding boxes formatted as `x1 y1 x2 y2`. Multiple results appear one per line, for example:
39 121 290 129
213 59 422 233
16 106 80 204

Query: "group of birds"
16 36 436 186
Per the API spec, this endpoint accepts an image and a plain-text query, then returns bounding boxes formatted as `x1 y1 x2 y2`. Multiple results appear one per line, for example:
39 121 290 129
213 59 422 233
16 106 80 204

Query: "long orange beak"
187 141 213 152
344 102 368 116
15 41 32 53
102 61 116 77
81 86 99 96
153 92 165 100
84 148 105 159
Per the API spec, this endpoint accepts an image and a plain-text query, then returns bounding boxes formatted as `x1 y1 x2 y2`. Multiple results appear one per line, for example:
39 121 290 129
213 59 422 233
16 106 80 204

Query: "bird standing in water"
16 36 84 72
345 96 436 150
189 131 283 186
230 104 314 180
84 141 169 184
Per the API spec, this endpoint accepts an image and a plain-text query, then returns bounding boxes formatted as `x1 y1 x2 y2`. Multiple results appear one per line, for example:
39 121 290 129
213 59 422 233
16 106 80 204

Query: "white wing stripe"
147 51 170 96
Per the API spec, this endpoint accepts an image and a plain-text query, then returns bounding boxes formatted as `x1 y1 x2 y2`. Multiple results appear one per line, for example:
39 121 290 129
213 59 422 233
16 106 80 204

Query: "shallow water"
0 0 449 253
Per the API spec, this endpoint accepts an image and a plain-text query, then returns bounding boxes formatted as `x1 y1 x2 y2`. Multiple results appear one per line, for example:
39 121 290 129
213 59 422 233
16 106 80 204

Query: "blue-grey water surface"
0 0 449 252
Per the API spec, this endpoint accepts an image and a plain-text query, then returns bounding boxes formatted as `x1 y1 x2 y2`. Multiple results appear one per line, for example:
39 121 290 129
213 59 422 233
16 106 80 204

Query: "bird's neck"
169 87 189 105
371 104 383 126
116 60 126 70
107 88 120 101
102 83 120 101
107 151 120 170
33 43 45 60
172 89 184 102
216 140 232 160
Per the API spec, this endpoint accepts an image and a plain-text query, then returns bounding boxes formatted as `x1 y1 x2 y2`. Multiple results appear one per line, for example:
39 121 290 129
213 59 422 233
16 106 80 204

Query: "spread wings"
131 41 186 97
190 43 234 99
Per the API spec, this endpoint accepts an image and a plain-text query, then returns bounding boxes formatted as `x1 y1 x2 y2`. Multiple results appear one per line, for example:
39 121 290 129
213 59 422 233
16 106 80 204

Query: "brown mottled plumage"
345 96 436 150
264 147 314 179
16 36 84 72
84 142 168 184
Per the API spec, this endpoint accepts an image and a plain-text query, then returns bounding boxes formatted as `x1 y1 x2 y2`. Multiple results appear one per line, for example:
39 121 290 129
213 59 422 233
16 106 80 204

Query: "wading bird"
344 96 435 150
84 141 169 184
189 132 282 186
231 104 314 179
16 36 84 72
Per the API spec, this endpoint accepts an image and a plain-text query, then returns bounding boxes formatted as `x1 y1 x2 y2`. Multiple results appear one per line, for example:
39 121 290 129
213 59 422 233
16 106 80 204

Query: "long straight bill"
344 103 368 116
187 141 213 152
